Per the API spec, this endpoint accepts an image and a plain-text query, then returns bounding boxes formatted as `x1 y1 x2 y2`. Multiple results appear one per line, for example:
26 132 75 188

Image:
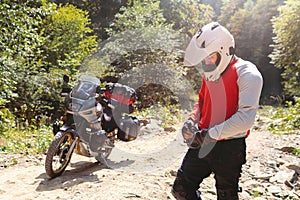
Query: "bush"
133 104 182 129
0 100 15 134
268 97 300 134
0 125 53 154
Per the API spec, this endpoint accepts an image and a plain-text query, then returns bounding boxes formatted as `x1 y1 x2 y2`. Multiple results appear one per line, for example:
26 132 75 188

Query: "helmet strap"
220 55 236 77
229 46 235 55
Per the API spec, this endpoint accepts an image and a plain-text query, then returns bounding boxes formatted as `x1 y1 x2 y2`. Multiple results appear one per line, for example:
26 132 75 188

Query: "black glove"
186 129 212 149
182 118 196 142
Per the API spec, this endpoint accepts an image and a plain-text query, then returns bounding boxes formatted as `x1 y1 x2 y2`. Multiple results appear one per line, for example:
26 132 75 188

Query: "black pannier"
117 116 140 141
104 83 137 114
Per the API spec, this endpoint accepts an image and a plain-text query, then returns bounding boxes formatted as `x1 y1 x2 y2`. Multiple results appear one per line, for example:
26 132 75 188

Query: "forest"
0 0 299 153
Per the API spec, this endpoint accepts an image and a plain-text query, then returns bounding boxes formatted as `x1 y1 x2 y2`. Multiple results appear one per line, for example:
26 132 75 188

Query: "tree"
0 0 48 103
0 1 98 125
91 0 194 109
220 0 284 100
0 0 51 126
200 0 224 17
160 0 215 37
270 0 300 97
218 0 247 26
50 0 128 40
41 4 97 73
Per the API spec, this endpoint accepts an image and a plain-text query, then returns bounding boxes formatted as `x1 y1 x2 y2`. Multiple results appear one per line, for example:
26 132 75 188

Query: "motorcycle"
45 75 140 178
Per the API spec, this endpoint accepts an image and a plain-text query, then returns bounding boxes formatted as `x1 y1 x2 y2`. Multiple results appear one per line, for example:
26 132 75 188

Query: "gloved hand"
182 118 196 142
186 129 212 149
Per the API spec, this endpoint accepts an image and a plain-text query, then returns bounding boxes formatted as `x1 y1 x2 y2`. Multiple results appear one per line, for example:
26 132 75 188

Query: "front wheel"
45 131 75 178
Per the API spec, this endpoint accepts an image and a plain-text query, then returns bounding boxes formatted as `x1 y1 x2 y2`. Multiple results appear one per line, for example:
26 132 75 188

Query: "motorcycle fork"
66 136 78 159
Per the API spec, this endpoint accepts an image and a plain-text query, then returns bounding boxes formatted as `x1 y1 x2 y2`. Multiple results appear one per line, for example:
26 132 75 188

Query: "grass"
292 147 300 156
258 101 300 158
251 190 262 197
258 97 300 134
0 125 53 155
133 104 183 129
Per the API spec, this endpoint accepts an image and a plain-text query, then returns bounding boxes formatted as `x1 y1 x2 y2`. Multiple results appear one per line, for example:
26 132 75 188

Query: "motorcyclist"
171 22 263 200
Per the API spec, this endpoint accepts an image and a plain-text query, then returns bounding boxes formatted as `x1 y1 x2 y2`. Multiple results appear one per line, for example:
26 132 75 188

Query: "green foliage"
0 0 48 102
0 1 97 126
133 104 182 129
224 0 283 64
107 0 169 35
50 0 127 40
98 0 177 73
200 0 224 16
42 4 97 72
292 147 300 156
0 103 15 134
0 125 53 154
218 0 247 26
251 190 262 197
219 0 285 99
160 0 215 37
270 0 300 97
267 97 300 134
96 0 196 110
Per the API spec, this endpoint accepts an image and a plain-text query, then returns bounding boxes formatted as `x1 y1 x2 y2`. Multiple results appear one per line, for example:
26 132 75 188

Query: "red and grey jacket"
189 57 263 140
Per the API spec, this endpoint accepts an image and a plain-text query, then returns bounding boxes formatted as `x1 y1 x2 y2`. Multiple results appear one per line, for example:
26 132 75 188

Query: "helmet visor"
201 53 220 72
183 35 210 66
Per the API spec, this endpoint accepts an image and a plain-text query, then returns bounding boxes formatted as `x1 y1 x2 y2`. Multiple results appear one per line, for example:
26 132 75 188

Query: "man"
171 22 263 200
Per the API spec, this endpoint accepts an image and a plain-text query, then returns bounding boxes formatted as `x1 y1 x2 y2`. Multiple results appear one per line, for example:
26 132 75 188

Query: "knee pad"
172 175 186 199
171 188 187 200
172 176 202 200
171 188 202 200
217 189 239 200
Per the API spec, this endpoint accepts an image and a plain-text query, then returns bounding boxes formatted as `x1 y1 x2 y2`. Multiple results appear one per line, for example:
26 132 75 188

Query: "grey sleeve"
209 62 263 140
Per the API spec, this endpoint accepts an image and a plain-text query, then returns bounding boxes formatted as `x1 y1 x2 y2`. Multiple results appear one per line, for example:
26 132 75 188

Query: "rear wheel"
45 131 75 178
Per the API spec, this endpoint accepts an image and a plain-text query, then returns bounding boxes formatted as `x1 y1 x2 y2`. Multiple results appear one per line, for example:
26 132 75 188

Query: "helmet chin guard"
184 22 235 81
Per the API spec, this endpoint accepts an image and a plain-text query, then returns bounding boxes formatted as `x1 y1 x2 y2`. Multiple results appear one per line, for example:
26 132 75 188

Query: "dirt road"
0 127 299 200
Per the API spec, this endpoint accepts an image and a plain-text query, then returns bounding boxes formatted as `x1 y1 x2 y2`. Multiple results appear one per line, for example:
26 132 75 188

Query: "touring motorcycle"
45 75 140 178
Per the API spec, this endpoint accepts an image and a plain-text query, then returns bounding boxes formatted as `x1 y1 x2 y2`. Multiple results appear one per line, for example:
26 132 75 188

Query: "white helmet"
184 22 235 81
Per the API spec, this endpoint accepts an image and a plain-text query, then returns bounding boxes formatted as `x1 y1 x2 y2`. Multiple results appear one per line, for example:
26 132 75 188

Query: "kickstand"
95 153 111 169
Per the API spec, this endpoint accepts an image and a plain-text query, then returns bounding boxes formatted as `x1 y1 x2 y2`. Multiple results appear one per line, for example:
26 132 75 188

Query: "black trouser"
172 138 246 200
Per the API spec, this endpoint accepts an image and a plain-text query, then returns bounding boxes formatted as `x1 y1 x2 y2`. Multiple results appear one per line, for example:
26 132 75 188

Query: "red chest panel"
199 60 239 129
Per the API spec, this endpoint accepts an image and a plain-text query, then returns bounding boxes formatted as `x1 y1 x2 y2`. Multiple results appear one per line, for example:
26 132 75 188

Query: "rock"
242 179 260 188
276 158 287 166
287 164 300 174
164 127 176 132
267 185 282 194
239 191 252 200
285 171 299 189
248 161 262 175
253 173 273 181
267 160 277 168
0 189 6 194
169 169 177 177
269 170 295 183
139 119 164 137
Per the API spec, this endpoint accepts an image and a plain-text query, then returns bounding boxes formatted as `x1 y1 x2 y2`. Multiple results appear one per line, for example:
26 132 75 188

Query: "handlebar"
96 94 115 110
